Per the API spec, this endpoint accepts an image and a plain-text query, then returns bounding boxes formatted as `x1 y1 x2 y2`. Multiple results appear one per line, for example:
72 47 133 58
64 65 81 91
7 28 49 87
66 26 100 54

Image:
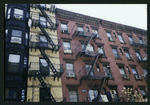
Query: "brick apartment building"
56 8 147 102
5 4 147 102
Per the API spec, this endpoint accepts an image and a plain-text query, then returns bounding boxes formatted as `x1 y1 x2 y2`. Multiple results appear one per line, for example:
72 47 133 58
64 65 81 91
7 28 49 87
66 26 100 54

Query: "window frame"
63 41 72 54
135 51 142 61
112 48 121 59
7 8 11 19
39 35 48 48
85 64 94 76
118 34 125 43
106 32 114 41
92 29 100 38
5 87 17 101
97 46 106 57
39 58 49 76
128 36 133 44
66 62 75 77
69 89 79 102
11 29 22 44
103 65 113 79
118 66 127 77
39 16 47 28
61 23 68 33
14 8 24 20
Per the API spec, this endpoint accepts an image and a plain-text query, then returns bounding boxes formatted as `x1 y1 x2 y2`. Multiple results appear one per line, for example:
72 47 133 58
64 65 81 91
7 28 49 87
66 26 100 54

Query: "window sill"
127 58 134 61
115 57 122 60
109 40 115 42
64 52 73 55
61 32 70 35
120 42 126 44
67 76 77 80
95 37 102 40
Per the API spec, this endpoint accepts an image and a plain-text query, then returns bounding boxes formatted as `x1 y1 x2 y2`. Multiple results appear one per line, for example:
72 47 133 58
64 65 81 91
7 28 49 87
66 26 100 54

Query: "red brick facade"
56 8 147 102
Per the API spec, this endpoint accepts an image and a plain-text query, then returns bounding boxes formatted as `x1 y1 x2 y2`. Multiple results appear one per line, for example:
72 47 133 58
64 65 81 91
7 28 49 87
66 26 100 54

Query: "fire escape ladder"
82 34 97 51
38 43 58 78
38 23 58 51
95 77 107 102
34 71 56 102
37 4 54 28
87 53 102 77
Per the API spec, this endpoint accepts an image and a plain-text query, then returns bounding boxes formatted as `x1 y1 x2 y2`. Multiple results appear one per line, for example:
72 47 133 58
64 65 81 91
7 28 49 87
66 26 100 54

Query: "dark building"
5 4 30 101
56 8 147 102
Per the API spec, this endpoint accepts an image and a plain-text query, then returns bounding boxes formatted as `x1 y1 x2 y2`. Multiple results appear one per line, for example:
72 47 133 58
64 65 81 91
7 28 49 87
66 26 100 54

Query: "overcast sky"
55 4 147 30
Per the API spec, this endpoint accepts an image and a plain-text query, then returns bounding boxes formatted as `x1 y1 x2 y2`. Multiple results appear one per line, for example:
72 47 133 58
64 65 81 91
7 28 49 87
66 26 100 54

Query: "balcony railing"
72 30 97 39
129 38 147 48
75 44 103 59
29 34 61 50
79 67 110 85
28 62 63 77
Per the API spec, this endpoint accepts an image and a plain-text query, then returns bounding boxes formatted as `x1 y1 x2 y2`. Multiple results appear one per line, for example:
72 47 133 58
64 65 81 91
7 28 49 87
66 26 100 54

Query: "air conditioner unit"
135 75 141 79
67 72 75 77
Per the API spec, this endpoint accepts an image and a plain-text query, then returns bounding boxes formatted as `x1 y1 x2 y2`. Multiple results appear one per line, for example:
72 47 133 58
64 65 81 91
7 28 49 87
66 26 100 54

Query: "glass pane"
135 52 141 60
131 68 137 75
143 69 147 75
40 17 46 21
129 37 133 44
25 33 28 39
14 8 23 15
118 35 124 43
125 52 130 58
119 68 125 75
63 42 71 49
40 59 48 66
9 54 20 63
98 47 104 53
107 32 111 37
12 30 22 37
140 90 145 95
61 23 67 29
93 29 98 34
66 63 73 70
40 36 47 42
24 57 27 65
139 39 144 44
78 27 83 31
8 8 11 14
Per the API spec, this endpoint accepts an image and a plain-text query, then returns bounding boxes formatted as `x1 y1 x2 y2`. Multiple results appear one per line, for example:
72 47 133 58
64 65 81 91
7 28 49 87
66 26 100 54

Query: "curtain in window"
8 54 20 63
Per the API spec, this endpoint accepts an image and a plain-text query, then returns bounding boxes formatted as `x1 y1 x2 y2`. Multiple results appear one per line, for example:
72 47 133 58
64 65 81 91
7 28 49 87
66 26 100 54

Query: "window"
69 90 78 102
86 64 94 76
128 36 133 44
92 29 99 37
118 67 126 77
124 49 132 60
135 51 142 60
26 12 29 18
40 88 50 101
66 63 75 77
14 8 23 20
139 38 144 44
63 42 72 53
5 29 8 42
106 32 113 41
96 64 100 72
7 8 11 19
11 29 22 44
25 33 28 46
39 35 48 47
82 44 94 52
143 69 147 75
131 67 138 75
40 4 46 8
119 48 123 55
110 89 118 101
86 27 89 32
40 59 49 76
77 26 84 31
112 48 120 59
88 90 98 102
5 88 17 100
8 54 20 72
144 39 147 45
118 34 125 43
40 16 47 27
98 46 105 57
140 89 146 96
24 57 27 68
126 66 131 74
139 87 147 102
103 65 112 78
113 33 117 38
61 23 68 32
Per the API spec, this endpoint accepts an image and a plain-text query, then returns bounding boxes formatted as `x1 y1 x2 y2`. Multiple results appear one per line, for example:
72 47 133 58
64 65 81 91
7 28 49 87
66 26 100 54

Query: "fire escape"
28 4 65 102
73 30 110 102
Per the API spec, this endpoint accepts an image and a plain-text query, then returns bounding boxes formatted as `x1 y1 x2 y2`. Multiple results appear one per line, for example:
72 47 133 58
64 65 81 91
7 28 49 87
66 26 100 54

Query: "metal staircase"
37 4 55 29
38 42 63 78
